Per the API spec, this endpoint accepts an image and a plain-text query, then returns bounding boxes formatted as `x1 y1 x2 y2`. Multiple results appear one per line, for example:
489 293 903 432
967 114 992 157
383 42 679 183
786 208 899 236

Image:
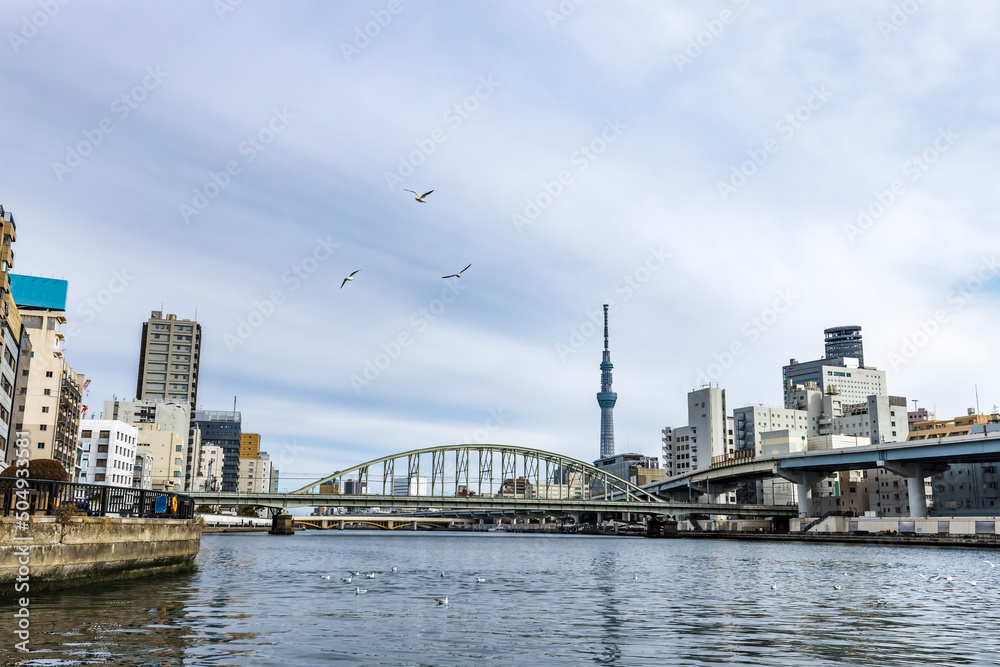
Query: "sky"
2 1 999 491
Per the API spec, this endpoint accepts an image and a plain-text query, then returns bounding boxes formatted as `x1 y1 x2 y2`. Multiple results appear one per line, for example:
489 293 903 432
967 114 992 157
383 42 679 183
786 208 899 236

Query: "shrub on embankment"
0 458 69 481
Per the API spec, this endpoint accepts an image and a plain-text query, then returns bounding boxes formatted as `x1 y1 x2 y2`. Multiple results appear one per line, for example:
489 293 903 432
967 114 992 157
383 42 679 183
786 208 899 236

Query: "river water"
4 531 1000 666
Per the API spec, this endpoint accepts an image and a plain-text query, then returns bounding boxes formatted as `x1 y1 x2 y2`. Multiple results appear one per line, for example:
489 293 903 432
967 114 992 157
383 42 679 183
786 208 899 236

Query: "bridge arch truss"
292 444 662 505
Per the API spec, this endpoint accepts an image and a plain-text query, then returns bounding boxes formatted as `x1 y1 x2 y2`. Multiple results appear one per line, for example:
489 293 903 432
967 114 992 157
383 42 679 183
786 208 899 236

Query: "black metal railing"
0 478 195 520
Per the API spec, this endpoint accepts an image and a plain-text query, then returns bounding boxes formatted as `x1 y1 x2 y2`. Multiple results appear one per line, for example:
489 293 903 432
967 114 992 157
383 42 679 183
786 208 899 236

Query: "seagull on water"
633 574 638 581
985 560 997 568
404 189 434 203
945 576 954 582
834 585 842 590
969 581 979 586
917 574 929 581
769 584 777 590
476 577 486 583
356 587 368 595
435 597 449 605
341 270 359 289
440 572 445 578
391 567 398 573
366 572 376 579
342 576 352 583
349 571 361 576
442 263 472 279
320 574 331 580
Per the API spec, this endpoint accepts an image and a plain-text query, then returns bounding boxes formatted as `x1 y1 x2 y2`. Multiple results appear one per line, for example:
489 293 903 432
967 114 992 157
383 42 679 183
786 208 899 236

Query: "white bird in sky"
366 572 376 579
356 587 368 595
441 263 472 279
342 577 352 583
340 270 359 289
404 189 434 203
985 560 997 568
435 597 449 605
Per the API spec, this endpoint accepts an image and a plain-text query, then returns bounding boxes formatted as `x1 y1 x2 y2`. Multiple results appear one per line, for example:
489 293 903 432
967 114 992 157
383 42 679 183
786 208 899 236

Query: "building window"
82 430 92 438
37 443 44 449
39 424 47 431
45 371 53 377
41 406 49 413
43 389 51 396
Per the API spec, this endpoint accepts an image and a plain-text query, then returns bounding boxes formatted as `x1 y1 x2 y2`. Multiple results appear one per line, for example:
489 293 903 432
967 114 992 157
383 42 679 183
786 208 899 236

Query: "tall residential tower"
596 304 617 459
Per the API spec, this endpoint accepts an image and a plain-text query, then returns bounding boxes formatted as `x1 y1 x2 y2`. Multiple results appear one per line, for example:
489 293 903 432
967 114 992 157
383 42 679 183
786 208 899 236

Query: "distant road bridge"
644 433 1000 517
190 444 794 519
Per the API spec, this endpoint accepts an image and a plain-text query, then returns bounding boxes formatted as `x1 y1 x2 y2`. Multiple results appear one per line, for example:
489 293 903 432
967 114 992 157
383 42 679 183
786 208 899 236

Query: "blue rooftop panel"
9 274 68 311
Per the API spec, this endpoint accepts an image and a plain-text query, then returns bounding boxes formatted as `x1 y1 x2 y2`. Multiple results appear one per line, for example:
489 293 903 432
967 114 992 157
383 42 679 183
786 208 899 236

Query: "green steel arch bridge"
189 443 794 519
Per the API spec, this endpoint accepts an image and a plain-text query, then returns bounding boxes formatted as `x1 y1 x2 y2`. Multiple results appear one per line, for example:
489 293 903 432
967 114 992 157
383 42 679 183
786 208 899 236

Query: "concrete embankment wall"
0 516 201 597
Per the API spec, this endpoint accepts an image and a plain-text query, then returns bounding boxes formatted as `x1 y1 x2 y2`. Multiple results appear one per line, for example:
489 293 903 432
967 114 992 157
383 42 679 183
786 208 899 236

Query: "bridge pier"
338 520 344 530
879 461 928 518
776 470 819 518
411 520 417 531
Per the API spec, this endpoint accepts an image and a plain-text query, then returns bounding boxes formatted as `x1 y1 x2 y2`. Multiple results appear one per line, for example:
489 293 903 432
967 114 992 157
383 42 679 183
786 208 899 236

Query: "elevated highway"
643 433 1000 517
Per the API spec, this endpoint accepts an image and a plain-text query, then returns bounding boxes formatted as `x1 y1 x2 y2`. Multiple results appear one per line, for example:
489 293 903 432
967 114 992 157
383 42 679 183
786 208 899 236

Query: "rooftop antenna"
976 385 981 416
911 398 919 412
234 395 237 413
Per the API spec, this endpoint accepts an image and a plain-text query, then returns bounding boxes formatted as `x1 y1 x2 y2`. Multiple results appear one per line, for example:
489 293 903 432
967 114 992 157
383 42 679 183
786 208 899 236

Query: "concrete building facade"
195 443 225 492
104 399 197 490
78 420 138 486
663 387 730 475
237 451 272 494
132 451 154 489
0 207 23 465
14 304 84 475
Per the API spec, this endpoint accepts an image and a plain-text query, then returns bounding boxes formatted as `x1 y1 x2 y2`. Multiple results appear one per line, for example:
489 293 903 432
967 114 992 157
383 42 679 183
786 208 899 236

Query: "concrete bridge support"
880 461 928 518
776 470 819 518
411 520 417 531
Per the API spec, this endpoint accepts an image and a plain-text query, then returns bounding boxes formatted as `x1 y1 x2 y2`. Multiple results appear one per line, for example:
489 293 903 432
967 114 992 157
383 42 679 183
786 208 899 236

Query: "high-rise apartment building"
10 275 85 475
0 206 24 464
134 311 202 487
193 410 241 492
783 326 885 408
136 310 201 411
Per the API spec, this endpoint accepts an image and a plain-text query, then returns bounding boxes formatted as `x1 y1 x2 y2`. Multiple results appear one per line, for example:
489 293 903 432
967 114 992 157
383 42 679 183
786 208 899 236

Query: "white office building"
78 419 138 486
237 452 273 494
663 387 732 475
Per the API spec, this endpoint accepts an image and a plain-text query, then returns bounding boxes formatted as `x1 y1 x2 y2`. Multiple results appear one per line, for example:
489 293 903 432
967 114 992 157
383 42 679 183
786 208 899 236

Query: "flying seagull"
341 270 359 289
442 263 472 279
985 560 997 568
435 597 449 605
404 189 434 203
